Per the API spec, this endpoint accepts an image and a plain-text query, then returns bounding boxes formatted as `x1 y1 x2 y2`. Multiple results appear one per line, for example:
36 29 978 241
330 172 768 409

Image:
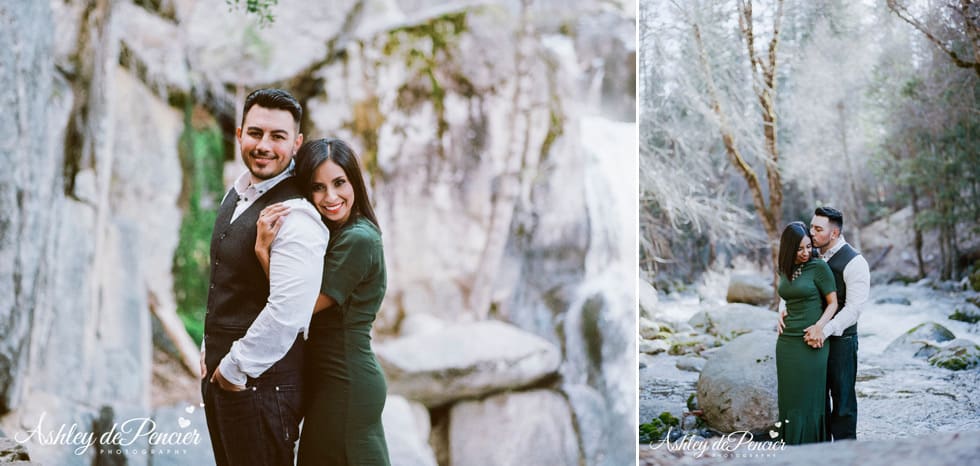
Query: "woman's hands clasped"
777 308 825 349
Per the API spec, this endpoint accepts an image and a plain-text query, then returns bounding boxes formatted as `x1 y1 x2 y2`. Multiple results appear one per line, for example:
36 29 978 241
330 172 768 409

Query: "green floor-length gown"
776 258 836 445
298 216 391 466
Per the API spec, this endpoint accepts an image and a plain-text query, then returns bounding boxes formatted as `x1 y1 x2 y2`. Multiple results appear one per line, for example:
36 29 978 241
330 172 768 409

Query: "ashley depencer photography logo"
13 405 203 456
648 426 788 459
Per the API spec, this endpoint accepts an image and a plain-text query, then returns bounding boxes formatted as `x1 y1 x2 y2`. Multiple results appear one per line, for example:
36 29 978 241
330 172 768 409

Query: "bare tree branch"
887 0 980 77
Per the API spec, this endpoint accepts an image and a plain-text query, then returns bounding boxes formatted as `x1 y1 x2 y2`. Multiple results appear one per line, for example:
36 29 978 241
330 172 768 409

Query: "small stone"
875 296 912 306
675 356 707 373
640 339 670 355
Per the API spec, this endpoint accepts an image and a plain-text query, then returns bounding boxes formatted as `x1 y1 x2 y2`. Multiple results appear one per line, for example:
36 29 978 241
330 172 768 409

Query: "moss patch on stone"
928 343 980 371
381 11 472 151
172 105 226 345
639 411 680 444
343 95 384 183
949 307 980 324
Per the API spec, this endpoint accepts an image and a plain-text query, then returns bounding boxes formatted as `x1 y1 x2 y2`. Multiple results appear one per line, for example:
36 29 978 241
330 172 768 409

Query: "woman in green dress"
256 138 391 465
775 221 838 444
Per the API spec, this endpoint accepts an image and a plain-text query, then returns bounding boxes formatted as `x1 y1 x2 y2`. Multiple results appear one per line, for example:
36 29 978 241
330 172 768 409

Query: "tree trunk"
694 0 786 309
911 186 925 279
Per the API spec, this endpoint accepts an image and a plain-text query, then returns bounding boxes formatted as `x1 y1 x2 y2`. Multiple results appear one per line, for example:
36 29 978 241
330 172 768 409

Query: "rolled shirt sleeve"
218 199 329 386
824 254 870 337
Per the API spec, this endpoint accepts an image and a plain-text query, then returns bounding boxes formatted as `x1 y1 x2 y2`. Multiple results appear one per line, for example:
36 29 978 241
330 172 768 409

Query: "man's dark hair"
814 206 843 233
241 88 302 129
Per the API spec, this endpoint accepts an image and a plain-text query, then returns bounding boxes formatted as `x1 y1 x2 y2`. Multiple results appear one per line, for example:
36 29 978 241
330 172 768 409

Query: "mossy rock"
886 322 956 358
928 339 980 371
903 322 955 338
639 412 680 444
949 307 980 324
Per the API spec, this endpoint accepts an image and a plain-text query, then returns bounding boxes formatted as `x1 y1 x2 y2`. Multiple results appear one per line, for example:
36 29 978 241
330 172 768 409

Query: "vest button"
210 283 215 289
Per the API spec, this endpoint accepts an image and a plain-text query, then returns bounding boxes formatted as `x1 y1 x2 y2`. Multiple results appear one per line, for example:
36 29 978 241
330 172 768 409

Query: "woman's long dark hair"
294 138 380 232
777 221 809 279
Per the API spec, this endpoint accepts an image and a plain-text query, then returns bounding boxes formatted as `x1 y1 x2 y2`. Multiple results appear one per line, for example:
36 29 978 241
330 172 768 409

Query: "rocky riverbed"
639 279 980 463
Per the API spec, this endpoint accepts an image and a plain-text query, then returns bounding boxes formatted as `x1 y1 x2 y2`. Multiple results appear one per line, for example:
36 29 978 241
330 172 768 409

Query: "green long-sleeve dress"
776 258 836 445
298 216 391 466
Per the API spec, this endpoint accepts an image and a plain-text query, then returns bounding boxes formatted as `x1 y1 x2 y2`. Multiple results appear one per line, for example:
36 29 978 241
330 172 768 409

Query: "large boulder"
884 322 956 358
928 339 980 371
696 331 778 433
381 395 437 466
861 206 980 281
726 274 774 306
449 390 579 466
688 303 776 340
375 321 561 407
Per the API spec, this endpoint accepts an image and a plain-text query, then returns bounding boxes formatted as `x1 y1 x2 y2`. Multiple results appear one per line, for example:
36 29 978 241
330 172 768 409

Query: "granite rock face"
1 1 634 465
448 390 580 466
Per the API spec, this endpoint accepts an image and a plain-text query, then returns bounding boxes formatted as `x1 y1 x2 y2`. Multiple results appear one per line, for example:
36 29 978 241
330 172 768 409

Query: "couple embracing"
774 207 870 445
199 88 391 465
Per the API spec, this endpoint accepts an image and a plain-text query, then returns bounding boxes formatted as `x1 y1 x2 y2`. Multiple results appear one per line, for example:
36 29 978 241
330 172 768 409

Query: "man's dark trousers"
826 334 858 440
202 338 303 466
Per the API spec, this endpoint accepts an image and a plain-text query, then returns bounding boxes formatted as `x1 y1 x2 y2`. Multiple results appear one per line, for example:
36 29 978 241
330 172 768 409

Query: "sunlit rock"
381 395 437 466
726 273 774 306
688 303 776 341
375 321 561 407
696 331 778 433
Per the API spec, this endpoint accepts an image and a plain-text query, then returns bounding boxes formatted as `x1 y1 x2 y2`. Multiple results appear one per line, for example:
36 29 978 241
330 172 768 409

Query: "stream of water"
640 281 980 440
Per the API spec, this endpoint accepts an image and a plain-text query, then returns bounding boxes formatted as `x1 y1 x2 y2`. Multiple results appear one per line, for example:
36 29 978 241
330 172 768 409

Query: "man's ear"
294 132 304 154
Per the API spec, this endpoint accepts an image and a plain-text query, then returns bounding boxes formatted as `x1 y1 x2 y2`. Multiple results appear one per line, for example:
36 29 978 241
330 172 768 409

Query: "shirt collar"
233 159 296 196
823 235 848 259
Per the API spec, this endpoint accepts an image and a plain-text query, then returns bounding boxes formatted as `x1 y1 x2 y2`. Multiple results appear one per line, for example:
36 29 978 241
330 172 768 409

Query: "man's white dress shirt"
214 162 329 386
821 236 870 337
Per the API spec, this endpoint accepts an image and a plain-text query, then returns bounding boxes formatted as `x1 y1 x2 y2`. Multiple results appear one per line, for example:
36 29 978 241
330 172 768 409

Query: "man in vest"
199 88 329 465
804 206 870 441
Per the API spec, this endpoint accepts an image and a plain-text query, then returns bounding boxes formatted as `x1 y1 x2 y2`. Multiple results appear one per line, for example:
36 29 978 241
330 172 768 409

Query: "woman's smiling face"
311 159 354 225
